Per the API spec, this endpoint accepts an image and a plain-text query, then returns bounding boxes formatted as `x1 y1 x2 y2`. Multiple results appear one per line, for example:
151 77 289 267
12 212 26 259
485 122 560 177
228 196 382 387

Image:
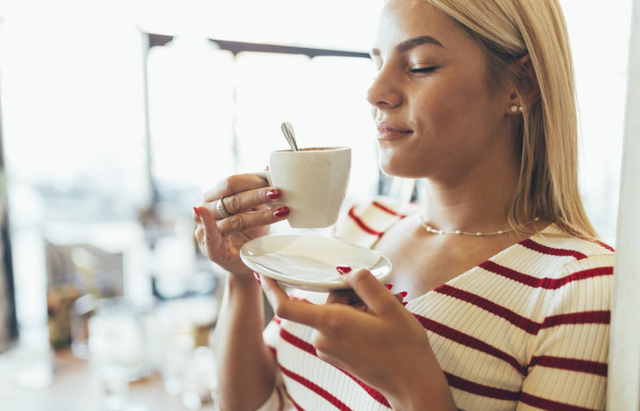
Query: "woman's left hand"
259 268 457 411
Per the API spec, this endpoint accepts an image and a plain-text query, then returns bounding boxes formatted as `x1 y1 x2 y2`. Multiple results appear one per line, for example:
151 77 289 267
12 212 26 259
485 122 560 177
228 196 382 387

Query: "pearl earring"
510 105 523 113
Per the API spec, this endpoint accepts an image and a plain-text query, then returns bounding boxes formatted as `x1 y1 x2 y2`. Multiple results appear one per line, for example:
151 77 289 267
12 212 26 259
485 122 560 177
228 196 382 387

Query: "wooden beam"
145 33 370 59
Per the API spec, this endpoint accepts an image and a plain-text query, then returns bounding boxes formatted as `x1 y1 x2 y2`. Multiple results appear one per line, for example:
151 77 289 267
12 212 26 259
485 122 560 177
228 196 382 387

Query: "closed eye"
409 67 438 74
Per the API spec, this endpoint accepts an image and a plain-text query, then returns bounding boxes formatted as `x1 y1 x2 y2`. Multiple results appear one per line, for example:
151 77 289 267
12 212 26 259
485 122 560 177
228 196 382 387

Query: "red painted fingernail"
385 284 393 290
267 189 281 200
398 291 408 298
253 272 261 284
336 265 352 275
193 207 201 217
402 302 408 306
265 165 270 171
274 207 290 218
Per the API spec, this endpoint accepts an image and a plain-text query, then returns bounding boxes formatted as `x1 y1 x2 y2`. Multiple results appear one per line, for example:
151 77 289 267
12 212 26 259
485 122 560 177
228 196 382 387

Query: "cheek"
427 79 486 125
377 74 500 178
414 76 496 149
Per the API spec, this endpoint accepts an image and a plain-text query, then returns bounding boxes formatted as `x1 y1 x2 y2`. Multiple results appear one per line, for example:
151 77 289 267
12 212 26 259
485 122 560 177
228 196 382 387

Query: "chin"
378 157 424 179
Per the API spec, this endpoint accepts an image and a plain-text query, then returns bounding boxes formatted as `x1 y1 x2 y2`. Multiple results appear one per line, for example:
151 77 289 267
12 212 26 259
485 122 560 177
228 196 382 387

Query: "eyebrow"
370 35 445 57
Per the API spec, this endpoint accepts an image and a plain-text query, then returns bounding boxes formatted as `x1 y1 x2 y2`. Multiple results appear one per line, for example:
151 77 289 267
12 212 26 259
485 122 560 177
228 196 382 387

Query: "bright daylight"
0 0 637 410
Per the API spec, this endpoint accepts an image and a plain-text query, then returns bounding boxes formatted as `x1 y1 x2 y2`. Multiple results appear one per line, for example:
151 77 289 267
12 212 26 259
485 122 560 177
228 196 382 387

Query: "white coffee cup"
257 147 351 229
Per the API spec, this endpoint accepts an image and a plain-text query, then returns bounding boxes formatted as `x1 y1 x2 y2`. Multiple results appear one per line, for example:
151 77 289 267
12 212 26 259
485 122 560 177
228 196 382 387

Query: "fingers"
202 174 269 204
195 205 223 255
203 174 270 202
327 286 405 312
261 277 339 332
261 276 371 336
337 267 402 316
193 206 202 225
217 206 289 236
212 189 282 223
326 289 366 308
261 277 323 328
206 186 281 220
194 224 204 245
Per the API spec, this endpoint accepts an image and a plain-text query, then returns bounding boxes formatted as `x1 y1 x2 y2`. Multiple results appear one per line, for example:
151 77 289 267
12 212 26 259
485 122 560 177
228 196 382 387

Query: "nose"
366 67 402 109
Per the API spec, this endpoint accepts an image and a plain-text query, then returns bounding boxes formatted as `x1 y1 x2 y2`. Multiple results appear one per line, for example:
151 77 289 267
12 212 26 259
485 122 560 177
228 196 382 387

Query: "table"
0 348 216 411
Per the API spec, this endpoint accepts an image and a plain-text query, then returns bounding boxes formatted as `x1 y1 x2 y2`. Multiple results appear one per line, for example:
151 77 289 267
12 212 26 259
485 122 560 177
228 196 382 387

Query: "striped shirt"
254 196 615 411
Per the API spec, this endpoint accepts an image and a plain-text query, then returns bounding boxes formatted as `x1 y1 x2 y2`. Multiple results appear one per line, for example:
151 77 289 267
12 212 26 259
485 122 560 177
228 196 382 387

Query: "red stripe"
594 240 615 252
541 311 610 329
479 261 613 289
435 285 541 334
520 239 587 260
563 225 616 254
372 201 407 218
444 372 519 401
284 390 305 411
519 392 600 411
279 328 391 407
280 364 354 411
412 314 526 376
428 285 609 337
348 206 383 237
280 328 316 355
529 355 608 377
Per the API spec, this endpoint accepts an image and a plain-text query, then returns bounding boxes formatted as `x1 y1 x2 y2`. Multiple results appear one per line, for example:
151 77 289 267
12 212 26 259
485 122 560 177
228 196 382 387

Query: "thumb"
336 266 399 315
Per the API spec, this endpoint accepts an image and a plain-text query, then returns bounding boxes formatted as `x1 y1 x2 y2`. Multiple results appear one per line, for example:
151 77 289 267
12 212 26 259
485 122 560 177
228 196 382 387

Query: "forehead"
373 0 469 54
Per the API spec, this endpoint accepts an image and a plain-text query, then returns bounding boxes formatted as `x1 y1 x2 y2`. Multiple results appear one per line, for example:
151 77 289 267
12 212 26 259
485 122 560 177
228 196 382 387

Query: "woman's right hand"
193 173 290 279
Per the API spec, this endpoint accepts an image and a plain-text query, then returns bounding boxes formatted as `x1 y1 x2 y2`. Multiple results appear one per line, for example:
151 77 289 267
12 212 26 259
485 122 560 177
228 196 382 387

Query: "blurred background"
0 0 633 410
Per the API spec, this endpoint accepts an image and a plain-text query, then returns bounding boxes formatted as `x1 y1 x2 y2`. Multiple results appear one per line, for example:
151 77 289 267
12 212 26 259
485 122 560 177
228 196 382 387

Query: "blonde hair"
424 0 599 240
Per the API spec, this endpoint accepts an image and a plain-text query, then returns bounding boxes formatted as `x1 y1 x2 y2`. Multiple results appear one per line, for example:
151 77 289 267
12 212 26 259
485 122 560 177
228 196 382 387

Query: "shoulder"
332 195 419 248
514 225 616 323
526 223 615 279
532 223 614 258
516 229 614 410
493 223 615 280
485 224 615 314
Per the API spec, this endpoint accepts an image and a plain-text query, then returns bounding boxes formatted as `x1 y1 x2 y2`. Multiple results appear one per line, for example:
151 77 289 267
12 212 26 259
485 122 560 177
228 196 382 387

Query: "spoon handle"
281 122 299 151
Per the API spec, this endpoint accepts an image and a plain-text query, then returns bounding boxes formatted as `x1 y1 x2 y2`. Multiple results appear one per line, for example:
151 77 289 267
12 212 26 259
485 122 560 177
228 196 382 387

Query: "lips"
376 121 413 141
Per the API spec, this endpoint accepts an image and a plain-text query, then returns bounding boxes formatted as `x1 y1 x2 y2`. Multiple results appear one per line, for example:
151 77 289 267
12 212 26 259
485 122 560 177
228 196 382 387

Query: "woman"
193 0 615 409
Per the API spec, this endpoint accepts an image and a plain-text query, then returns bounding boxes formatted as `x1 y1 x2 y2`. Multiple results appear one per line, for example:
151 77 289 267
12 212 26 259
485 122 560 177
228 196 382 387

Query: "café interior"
0 0 636 410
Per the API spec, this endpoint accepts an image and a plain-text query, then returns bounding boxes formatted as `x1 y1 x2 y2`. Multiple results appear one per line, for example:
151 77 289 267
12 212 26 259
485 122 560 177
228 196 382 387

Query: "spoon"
280 122 299 152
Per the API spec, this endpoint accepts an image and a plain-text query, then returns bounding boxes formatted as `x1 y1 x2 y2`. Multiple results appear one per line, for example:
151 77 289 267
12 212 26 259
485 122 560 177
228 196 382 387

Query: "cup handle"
253 170 273 186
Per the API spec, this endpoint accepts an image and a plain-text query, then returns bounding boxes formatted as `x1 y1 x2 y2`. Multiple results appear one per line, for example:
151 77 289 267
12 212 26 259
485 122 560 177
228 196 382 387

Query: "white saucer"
240 234 392 292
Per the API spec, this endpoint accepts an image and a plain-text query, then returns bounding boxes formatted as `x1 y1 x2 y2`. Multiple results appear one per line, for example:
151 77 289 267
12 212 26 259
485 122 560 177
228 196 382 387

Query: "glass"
152 296 218 397
70 294 97 359
88 298 151 382
161 334 194 395
99 364 130 411
181 346 217 410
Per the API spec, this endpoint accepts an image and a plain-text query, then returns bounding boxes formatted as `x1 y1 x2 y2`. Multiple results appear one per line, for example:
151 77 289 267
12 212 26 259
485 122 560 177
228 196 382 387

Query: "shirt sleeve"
516 253 615 411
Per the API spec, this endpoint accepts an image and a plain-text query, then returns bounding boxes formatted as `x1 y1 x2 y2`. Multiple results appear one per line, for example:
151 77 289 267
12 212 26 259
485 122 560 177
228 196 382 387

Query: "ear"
505 54 541 114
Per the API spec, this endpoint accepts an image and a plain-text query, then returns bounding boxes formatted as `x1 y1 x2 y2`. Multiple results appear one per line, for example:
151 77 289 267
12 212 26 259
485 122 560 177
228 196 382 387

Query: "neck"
420 145 520 233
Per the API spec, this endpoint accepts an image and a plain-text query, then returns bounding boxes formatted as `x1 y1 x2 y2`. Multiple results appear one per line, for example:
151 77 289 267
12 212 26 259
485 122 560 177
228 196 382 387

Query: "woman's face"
368 0 513 180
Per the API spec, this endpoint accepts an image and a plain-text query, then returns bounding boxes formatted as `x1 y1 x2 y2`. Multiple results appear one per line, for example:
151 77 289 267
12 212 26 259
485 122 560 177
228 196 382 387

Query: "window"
0 0 631 339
